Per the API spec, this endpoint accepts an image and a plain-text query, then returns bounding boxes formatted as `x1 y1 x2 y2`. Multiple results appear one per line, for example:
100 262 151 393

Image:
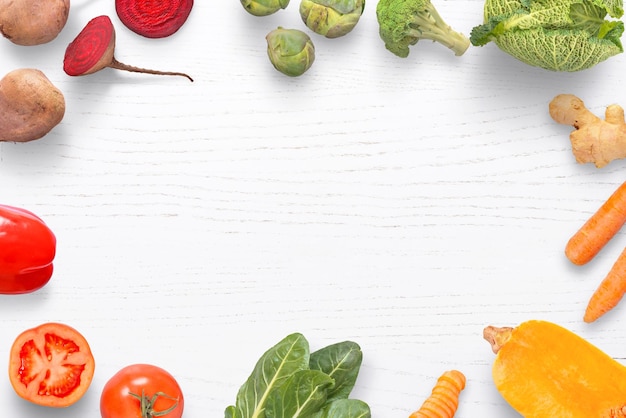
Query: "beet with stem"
63 15 193 82
116 0 194 38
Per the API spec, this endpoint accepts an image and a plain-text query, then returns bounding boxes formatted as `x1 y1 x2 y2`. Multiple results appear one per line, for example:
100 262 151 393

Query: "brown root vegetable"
63 15 193 82
549 94 626 168
0 69 65 143
0 0 70 46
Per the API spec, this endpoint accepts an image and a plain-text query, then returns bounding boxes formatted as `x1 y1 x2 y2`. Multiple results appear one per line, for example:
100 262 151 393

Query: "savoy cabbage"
470 0 624 71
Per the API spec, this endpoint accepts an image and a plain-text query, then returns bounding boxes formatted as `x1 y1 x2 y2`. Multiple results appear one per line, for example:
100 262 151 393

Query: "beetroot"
115 0 194 38
0 69 65 142
0 0 69 46
63 15 193 82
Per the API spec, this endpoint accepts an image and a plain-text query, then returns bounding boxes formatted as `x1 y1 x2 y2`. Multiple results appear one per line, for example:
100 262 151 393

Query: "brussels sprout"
241 0 290 16
300 0 365 38
266 27 315 77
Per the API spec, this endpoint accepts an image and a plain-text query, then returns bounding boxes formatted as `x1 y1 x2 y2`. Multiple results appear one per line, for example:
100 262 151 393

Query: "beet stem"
109 58 193 82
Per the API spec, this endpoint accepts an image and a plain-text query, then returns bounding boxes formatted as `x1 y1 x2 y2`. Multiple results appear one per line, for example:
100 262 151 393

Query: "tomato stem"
129 389 180 417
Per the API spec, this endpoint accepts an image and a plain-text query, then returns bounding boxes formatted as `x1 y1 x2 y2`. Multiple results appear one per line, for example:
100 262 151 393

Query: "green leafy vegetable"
226 334 370 418
309 341 362 402
470 0 625 71
228 333 310 418
313 399 371 418
265 370 334 417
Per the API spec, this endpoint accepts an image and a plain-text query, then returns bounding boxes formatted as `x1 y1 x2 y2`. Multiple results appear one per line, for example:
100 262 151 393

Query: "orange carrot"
565 181 626 265
409 370 466 418
584 246 626 322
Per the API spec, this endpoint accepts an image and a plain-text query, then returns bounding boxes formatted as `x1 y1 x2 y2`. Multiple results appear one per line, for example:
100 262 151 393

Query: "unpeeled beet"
0 0 70 45
0 69 65 143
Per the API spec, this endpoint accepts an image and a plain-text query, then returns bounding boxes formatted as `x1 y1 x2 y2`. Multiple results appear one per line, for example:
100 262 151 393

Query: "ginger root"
549 94 626 168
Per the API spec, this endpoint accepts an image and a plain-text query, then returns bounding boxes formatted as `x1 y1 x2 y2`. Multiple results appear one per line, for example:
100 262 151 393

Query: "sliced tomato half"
8 322 96 407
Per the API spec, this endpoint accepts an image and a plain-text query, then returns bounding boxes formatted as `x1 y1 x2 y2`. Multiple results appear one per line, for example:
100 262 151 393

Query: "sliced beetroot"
63 16 115 77
63 15 193 82
115 0 194 38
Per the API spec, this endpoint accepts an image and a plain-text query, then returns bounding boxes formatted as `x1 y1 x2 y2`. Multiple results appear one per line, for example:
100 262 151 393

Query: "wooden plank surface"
2 1 626 416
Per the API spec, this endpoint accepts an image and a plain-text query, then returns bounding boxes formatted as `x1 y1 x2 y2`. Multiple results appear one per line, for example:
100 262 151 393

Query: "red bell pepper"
0 205 56 294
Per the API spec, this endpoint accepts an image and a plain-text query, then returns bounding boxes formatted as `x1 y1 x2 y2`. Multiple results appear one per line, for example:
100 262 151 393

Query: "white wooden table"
2 1 626 417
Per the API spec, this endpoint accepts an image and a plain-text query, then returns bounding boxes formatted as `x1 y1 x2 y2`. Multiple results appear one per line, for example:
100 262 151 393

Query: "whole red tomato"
100 364 184 418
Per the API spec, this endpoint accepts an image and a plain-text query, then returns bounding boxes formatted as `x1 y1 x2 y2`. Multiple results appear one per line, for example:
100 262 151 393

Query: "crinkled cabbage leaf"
470 0 624 71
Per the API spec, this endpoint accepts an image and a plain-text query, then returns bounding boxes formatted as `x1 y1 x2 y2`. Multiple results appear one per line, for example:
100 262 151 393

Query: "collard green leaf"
265 370 334 418
313 399 372 418
227 333 310 418
309 341 363 402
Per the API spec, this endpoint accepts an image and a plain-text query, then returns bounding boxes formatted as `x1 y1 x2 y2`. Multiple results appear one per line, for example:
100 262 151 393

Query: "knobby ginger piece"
549 94 626 168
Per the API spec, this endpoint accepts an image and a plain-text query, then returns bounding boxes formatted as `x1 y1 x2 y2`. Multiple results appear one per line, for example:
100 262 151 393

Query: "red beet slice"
115 0 194 38
63 15 193 82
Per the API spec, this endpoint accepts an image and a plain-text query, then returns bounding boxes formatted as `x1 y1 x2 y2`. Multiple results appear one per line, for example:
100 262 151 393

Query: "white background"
2 1 626 417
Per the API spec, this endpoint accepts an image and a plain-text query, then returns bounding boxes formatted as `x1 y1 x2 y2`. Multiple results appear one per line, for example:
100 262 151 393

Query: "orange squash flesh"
484 320 626 418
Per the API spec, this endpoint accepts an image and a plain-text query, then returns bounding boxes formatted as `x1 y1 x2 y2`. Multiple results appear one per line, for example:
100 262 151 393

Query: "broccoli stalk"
376 0 470 58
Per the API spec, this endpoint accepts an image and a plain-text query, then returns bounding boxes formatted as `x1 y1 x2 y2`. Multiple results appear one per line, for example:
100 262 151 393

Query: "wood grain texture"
2 1 626 417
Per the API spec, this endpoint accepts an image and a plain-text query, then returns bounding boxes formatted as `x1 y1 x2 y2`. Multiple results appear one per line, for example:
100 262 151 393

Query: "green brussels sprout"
300 0 365 38
241 0 290 16
266 27 315 77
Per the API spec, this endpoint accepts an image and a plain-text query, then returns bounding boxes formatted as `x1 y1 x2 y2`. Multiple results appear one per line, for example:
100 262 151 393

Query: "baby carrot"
565 181 626 265
584 247 626 323
409 370 466 418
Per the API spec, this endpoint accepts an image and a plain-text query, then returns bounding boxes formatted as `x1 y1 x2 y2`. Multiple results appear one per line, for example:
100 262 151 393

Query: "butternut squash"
483 320 626 417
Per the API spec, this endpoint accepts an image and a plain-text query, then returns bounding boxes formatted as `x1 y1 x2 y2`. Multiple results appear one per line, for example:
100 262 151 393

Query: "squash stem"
483 326 513 354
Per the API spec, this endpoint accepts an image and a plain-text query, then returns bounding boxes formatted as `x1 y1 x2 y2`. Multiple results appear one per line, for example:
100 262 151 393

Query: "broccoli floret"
376 0 470 58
